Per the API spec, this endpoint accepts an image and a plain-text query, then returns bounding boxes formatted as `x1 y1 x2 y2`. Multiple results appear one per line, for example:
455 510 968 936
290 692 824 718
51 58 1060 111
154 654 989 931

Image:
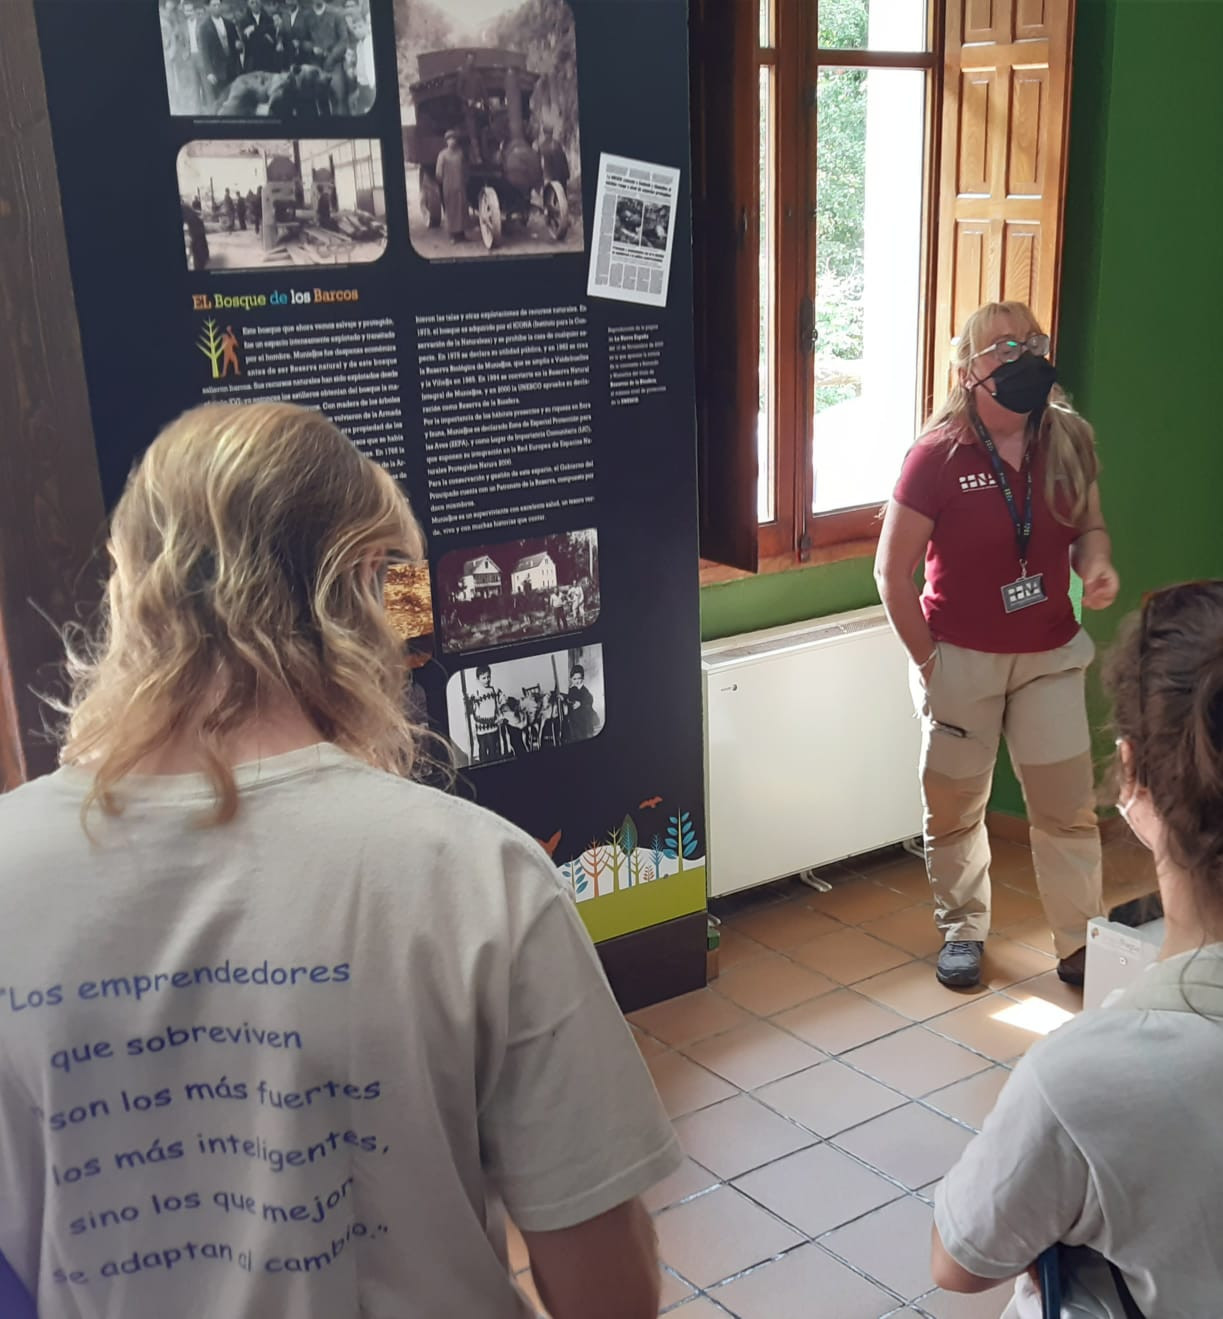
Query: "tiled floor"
514 833 1155 1318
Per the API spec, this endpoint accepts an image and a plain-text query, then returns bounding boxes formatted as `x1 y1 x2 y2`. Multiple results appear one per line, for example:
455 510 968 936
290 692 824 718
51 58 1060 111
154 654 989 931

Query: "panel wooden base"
596 912 707 1014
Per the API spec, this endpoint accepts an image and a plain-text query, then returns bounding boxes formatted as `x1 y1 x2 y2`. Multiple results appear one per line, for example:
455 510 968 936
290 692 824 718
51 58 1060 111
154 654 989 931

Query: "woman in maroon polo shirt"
874 301 1120 989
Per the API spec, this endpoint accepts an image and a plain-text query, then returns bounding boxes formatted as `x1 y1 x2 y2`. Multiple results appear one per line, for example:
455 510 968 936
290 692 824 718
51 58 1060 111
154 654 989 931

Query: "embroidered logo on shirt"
958 472 998 492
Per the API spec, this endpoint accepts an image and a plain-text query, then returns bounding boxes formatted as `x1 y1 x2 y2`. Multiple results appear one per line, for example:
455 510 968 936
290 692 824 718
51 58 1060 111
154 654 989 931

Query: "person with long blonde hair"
875 302 1120 989
0 403 678 1319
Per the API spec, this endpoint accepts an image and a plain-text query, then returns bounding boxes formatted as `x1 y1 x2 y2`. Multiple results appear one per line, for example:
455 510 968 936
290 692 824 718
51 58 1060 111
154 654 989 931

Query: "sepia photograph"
177 138 386 270
160 0 378 118
395 0 584 259
383 561 435 667
446 643 604 767
436 528 599 654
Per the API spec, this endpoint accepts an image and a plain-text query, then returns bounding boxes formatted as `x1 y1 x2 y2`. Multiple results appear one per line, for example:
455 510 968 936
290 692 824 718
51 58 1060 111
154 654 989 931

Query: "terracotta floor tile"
860 857 933 902
833 1103 974 1191
683 1018 825 1090
647 1050 739 1119
754 1059 905 1136
506 1217 529 1274
861 906 946 958
629 988 754 1048
642 1157 720 1213
713 953 838 1016
918 1285 1014 1317
842 1026 990 1098
807 879 922 925
988 886 1045 930
915 1177 942 1206
990 842 1040 892
728 903 844 950
986 839 1038 881
673 1094 816 1179
1001 919 1055 955
820 1195 935 1300
710 1242 901 1319
922 1066 1011 1131
1014 970 1085 1016
665 1298 729 1316
733 1142 904 1237
974 937 1056 989
789 928 913 985
854 960 989 1022
923 993 1040 1063
772 989 909 1055
655 1184 804 1289
660 1266 696 1309
631 1023 670 1058
717 926 772 970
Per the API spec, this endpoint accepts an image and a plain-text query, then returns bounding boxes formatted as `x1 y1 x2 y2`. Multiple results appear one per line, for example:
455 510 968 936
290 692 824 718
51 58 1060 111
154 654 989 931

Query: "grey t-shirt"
0 745 680 1317
937 945 1223 1317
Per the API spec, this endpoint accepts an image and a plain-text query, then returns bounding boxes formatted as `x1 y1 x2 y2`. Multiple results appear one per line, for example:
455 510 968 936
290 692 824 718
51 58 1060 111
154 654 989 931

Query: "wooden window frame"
695 1 1074 582
760 5 942 567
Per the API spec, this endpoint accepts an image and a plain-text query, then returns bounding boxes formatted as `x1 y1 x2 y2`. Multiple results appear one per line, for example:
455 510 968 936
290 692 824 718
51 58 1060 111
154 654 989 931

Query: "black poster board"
32 0 707 998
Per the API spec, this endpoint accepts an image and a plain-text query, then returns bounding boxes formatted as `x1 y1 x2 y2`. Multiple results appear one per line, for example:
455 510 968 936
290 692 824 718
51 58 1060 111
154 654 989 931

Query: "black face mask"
982 353 1057 416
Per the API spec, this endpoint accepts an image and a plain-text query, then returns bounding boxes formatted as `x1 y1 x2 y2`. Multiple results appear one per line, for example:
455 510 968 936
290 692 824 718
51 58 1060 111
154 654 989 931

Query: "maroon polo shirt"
893 431 1080 654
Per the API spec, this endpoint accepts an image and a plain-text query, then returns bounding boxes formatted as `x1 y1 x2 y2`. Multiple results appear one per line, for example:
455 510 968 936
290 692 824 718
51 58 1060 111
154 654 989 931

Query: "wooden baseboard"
986 811 1129 847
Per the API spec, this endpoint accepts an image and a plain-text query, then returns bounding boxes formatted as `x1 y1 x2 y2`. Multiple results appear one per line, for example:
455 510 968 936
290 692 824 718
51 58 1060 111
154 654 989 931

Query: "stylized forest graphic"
558 803 705 901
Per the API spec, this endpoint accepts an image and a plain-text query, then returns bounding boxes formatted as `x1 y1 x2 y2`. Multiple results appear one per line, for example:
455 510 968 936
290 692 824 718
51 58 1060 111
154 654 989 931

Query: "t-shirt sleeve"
479 885 682 1233
935 1054 1091 1280
892 439 946 521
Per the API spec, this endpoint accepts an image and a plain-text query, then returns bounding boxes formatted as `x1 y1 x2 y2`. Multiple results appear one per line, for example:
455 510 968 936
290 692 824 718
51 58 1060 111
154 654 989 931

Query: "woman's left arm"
931 1049 1093 1295
1071 482 1119 610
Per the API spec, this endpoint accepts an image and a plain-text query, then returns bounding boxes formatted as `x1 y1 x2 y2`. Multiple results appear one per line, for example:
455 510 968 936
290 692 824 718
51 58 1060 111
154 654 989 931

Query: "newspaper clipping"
586 153 679 308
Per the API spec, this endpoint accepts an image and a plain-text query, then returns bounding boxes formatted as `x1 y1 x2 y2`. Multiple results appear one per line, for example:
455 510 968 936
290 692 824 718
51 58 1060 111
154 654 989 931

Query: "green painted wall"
700 555 878 641
700 0 1223 818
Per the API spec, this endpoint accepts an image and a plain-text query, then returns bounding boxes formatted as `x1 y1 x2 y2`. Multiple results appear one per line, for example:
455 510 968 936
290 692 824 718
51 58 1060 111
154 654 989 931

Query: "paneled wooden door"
931 0 1076 401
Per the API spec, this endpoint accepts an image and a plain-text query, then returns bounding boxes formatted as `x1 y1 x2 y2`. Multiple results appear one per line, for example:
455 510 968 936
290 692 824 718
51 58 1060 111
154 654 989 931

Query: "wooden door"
930 0 1076 404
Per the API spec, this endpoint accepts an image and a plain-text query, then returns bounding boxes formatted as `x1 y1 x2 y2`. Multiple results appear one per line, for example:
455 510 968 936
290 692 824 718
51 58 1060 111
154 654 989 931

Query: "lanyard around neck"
969 410 1034 571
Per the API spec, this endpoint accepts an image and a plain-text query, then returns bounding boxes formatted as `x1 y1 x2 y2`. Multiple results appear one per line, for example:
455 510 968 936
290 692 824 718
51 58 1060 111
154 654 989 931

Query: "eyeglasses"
969 333 1051 364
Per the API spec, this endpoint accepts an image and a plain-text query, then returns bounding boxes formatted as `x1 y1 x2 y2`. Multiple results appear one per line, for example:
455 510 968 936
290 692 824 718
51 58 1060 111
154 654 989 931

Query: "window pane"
758 64 777 523
760 0 774 48
812 66 925 514
817 0 929 53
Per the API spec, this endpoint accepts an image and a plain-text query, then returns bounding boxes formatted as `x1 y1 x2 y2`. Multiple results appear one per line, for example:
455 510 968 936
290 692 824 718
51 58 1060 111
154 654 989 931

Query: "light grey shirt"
937 945 1223 1317
0 746 680 1318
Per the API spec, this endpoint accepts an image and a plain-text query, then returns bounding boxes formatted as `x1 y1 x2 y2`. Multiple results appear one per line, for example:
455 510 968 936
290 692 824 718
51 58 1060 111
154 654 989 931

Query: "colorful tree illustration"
641 864 655 884
197 318 225 379
561 858 586 898
664 810 699 874
606 823 625 889
649 834 664 882
622 813 640 885
581 839 609 896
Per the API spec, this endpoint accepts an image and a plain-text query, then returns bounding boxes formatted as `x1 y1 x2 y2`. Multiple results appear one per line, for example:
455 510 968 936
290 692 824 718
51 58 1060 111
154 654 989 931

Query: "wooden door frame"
0 0 107 788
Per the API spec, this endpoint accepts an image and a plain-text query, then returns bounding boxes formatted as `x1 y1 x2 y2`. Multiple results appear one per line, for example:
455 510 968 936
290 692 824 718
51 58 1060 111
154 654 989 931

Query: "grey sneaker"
936 940 983 988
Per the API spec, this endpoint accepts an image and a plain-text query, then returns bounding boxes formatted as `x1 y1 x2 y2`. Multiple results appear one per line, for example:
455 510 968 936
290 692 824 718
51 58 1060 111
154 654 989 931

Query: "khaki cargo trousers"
910 628 1104 959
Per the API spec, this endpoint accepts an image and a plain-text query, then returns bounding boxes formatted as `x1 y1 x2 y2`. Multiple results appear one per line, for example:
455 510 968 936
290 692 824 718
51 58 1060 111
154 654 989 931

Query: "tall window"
692 0 1076 575
757 0 936 559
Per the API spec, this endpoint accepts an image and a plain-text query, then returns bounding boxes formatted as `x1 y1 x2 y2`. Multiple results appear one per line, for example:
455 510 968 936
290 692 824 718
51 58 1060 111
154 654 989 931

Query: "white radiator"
701 606 923 898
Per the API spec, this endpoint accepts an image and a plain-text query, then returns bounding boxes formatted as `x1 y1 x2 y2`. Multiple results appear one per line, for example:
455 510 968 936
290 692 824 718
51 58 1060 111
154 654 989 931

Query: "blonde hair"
62 402 427 822
923 301 1098 525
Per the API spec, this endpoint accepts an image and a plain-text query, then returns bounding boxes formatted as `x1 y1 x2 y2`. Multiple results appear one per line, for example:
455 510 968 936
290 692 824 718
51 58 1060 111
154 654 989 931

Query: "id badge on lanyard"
970 414 1047 614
